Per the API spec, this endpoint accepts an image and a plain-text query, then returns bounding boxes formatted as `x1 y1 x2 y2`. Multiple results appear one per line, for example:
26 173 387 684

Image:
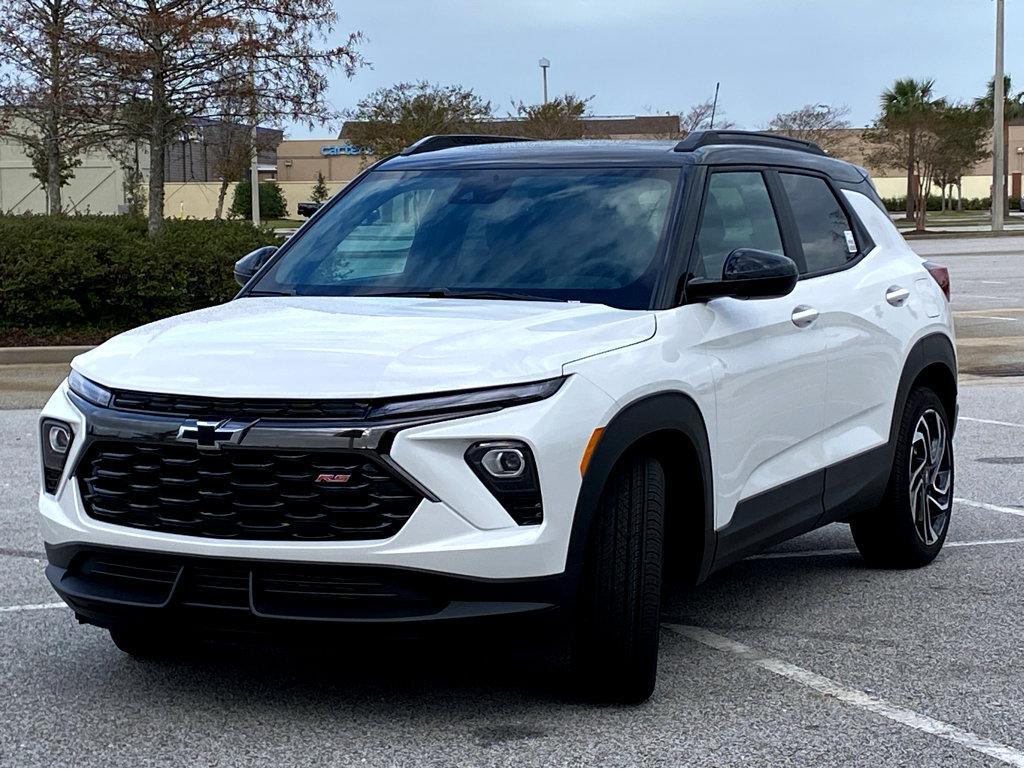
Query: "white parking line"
664 624 1024 768
955 498 1024 517
959 416 1024 428
749 537 1024 560
0 601 66 614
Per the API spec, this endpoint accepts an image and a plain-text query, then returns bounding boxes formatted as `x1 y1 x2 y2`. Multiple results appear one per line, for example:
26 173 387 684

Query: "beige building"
0 130 147 215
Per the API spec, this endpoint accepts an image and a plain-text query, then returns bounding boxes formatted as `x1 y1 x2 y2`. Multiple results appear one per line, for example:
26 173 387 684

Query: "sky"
287 0 1023 139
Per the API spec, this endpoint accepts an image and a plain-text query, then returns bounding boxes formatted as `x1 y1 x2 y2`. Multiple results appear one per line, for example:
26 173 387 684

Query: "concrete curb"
0 345 93 365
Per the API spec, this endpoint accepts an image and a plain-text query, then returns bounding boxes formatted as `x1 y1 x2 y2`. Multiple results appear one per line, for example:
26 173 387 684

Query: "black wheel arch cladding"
566 391 716 590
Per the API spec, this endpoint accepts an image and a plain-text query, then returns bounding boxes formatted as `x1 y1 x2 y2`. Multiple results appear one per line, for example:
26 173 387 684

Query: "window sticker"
844 230 857 254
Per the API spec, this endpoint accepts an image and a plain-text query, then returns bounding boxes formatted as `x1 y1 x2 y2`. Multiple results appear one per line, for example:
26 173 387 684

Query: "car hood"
73 297 656 399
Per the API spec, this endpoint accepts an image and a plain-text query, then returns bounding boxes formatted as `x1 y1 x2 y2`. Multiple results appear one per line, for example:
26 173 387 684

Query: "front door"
685 169 828 554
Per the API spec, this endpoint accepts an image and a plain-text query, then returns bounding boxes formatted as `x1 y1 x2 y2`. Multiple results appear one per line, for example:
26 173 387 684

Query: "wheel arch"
892 333 958 447
566 392 716 593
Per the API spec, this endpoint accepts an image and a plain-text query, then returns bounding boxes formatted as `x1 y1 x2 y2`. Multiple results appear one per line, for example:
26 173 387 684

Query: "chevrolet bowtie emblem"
176 419 254 450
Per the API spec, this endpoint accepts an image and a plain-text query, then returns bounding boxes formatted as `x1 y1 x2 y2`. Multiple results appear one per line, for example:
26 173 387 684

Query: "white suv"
38 131 956 703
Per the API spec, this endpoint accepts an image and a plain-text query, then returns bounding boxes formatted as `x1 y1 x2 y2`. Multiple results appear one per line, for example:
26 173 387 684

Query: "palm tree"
974 75 1024 216
880 78 936 220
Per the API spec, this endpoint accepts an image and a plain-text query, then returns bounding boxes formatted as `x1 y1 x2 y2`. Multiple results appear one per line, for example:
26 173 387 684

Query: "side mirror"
234 246 278 287
686 248 799 301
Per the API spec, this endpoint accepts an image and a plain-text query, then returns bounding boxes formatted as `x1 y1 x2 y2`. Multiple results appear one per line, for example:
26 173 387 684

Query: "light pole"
538 57 550 104
992 0 1005 231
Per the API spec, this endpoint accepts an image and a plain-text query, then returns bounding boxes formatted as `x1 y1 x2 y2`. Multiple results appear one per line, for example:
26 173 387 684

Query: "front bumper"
46 543 568 629
38 374 616 590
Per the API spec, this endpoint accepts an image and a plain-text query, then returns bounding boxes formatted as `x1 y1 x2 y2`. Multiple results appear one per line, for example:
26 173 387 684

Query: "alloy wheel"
908 408 952 545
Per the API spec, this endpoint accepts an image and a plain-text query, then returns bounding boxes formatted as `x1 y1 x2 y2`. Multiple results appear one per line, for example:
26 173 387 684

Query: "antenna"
709 82 720 129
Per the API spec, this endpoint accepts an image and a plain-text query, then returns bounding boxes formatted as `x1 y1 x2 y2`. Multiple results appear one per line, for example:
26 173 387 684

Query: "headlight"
40 418 74 494
68 370 112 407
465 440 542 526
371 377 565 420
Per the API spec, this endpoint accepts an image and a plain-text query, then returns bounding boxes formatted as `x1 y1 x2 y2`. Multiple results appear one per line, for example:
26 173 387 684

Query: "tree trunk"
147 65 167 236
915 175 928 232
957 181 963 211
214 177 229 219
905 131 916 221
45 132 62 215
45 1 62 215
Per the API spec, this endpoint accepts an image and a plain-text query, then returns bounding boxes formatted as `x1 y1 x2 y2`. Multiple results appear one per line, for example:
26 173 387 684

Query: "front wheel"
573 454 665 704
851 387 953 568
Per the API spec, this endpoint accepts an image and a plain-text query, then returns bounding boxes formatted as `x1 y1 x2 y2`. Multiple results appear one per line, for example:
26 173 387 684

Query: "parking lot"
1 236 1022 767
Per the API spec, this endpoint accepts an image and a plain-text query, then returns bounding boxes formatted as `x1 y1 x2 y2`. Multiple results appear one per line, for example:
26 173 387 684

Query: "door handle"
885 286 910 307
791 305 819 328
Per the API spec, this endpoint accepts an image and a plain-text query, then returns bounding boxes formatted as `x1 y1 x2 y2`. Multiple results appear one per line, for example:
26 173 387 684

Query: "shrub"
230 180 288 219
0 214 281 339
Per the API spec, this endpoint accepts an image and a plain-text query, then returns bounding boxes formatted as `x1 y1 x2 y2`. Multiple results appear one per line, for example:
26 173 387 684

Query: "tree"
510 93 592 139
84 0 362 236
344 82 492 158
878 77 936 220
679 98 735 133
310 171 330 204
973 75 1024 216
231 180 287 219
764 103 851 155
0 0 107 214
929 104 989 211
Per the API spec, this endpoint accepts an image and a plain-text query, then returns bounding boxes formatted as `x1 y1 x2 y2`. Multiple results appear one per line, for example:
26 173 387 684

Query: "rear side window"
693 171 784 279
780 173 858 275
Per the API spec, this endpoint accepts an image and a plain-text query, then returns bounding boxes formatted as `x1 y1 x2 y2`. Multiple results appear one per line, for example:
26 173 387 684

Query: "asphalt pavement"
1 236 1022 766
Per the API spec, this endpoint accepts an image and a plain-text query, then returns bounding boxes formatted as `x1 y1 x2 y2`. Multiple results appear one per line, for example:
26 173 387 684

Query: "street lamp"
992 0 1005 231
538 57 550 103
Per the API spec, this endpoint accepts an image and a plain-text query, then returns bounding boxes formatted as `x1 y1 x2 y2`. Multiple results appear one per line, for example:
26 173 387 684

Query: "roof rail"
400 134 534 156
673 130 826 156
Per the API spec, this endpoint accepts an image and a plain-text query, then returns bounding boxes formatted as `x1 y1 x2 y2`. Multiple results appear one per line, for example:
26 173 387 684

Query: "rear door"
772 171 914 517
686 168 828 551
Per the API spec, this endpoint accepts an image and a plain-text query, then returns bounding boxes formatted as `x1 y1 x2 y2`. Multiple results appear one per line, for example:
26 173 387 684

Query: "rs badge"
314 473 352 484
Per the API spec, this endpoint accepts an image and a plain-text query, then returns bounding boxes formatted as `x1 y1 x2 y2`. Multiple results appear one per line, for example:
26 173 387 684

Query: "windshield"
250 167 682 309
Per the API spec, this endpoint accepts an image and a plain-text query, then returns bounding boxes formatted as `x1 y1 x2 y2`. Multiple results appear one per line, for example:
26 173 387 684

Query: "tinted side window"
780 173 858 275
693 172 783 279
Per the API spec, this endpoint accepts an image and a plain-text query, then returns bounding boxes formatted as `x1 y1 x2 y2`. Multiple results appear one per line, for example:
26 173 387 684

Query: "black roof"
376 136 867 183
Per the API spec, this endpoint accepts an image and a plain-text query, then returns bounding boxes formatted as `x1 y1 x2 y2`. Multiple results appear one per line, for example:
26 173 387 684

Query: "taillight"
923 260 950 301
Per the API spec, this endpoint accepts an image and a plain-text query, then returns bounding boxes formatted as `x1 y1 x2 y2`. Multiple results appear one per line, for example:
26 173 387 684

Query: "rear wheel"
851 387 953 568
573 454 665 704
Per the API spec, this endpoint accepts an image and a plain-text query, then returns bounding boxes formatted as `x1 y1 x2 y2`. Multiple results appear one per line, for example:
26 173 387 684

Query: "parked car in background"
297 201 323 217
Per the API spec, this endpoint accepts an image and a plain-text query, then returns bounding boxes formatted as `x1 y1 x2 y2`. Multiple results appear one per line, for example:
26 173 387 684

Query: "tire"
109 627 183 659
851 387 953 568
573 454 665 704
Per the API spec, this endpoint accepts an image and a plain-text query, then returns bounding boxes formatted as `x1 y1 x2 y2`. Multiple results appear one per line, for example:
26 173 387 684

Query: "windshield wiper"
247 289 296 297
362 288 566 302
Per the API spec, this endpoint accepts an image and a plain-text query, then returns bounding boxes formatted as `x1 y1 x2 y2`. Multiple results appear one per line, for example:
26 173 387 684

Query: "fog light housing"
40 418 74 494
465 440 542 525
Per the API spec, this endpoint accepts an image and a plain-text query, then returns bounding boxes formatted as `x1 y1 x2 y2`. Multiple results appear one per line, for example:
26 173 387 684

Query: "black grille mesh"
77 441 422 540
72 551 445 618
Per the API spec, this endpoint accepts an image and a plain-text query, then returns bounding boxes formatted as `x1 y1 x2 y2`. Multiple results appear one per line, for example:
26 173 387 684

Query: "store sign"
320 143 365 156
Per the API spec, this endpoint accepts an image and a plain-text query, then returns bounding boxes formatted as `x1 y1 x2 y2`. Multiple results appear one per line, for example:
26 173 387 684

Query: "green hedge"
881 195 1019 212
0 215 282 339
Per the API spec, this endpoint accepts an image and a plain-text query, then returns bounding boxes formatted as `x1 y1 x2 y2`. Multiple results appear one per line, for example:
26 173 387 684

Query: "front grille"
77 441 422 540
110 390 372 420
